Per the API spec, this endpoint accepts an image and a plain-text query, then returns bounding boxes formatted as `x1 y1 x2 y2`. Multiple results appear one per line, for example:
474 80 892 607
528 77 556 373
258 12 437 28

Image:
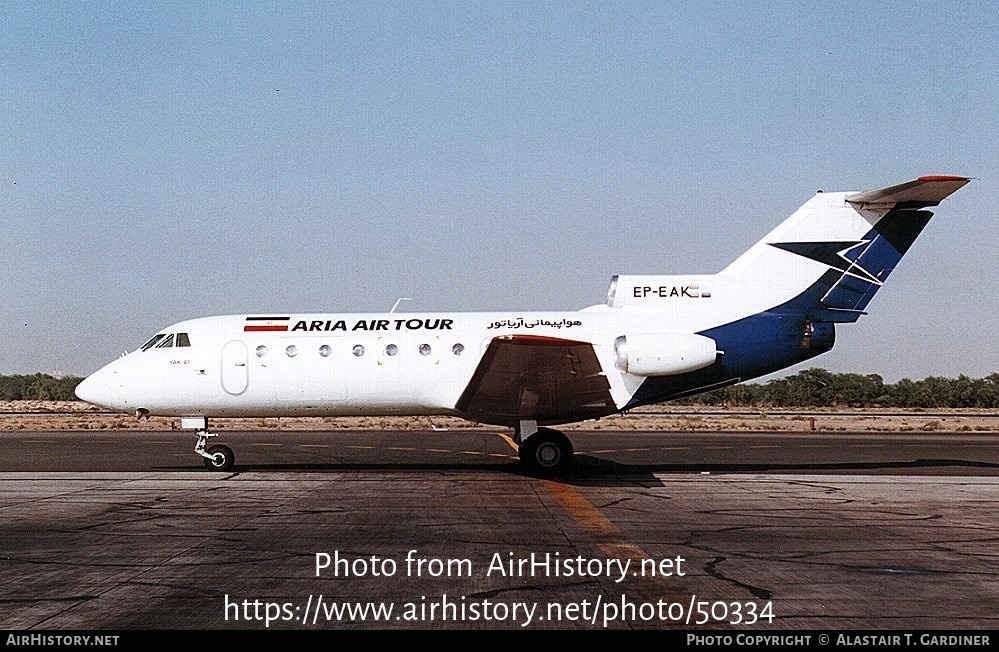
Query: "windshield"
140 334 167 351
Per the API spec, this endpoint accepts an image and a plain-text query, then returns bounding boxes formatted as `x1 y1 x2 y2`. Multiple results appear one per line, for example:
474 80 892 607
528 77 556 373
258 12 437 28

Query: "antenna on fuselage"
390 297 412 313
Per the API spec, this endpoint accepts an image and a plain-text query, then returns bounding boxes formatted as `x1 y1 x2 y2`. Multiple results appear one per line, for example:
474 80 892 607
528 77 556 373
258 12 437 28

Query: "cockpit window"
177 333 191 347
155 334 176 348
140 334 167 351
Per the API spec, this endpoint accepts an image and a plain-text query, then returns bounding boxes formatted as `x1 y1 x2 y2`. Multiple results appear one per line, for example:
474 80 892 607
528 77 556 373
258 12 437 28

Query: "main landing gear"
185 417 235 472
515 420 574 477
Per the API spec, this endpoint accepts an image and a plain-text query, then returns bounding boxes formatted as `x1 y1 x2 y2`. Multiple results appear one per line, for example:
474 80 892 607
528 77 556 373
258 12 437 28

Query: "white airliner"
76 175 970 475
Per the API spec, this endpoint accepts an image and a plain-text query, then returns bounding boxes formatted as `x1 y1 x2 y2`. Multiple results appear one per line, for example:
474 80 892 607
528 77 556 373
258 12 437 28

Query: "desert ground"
1 401 995 433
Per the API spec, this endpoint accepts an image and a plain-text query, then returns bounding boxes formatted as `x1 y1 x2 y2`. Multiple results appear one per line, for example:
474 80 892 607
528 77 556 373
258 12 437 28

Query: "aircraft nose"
75 369 119 410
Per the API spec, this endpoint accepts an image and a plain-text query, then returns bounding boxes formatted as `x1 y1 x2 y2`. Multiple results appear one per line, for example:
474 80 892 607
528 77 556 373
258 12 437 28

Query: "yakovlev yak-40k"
76 175 971 475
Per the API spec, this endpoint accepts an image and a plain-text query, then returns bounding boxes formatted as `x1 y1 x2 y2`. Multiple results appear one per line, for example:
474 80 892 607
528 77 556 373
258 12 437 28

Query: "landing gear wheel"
203 444 235 472
519 428 573 477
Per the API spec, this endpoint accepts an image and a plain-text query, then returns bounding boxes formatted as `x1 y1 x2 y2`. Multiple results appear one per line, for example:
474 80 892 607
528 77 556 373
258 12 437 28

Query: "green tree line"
0 374 84 401
676 368 999 408
1 369 998 407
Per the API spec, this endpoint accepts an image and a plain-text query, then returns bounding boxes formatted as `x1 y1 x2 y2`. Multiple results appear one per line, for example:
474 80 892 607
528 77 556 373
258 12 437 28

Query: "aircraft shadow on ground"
157 455 999 488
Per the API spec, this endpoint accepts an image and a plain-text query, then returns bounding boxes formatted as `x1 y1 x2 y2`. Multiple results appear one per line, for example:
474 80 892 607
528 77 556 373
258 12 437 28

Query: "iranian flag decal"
244 316 290 332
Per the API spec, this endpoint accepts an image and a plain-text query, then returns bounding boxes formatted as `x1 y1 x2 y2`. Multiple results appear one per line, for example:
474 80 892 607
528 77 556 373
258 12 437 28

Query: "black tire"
520 428 573 476
204 444 235 472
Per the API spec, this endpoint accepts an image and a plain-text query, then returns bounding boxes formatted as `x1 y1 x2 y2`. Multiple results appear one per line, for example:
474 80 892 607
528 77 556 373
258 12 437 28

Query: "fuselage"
74 300 832 426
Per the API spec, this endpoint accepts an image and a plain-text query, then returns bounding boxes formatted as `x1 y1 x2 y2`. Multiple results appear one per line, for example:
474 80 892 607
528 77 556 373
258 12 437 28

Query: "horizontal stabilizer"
846 176 970 208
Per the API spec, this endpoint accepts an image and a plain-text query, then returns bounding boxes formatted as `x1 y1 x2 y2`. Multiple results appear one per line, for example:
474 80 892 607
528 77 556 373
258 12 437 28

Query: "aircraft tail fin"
720 176 970 322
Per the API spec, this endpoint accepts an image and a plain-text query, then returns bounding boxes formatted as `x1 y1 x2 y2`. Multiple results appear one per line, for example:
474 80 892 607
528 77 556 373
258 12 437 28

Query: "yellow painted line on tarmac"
498 432 653 584
388 447 416 451
347 445 375 450
539 480 664 588
599 542 656 566
461 450 483 456
497 433 520 453
541 480 620 540
427 448 451 453
300 444 330 448
252 443 282 447
592 449 615 454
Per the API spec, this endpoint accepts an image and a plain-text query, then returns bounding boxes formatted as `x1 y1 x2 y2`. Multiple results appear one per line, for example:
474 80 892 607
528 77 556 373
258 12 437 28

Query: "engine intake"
613 333 719 376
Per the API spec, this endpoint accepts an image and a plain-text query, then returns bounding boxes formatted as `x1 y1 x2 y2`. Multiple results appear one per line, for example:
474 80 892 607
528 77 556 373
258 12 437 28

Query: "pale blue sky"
2 1 996 380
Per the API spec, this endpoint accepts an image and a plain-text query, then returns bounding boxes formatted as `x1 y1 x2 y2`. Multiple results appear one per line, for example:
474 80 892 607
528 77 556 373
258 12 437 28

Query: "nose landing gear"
200 440 235 472
187 417 236 472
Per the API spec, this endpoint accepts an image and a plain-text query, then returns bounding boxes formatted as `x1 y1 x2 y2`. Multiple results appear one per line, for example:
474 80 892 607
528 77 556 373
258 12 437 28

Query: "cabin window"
177 333 191 347
319 345 331 357
385 344 398 356
352 344 365 357
419 343 431 356
155 334 176 348
286 345 298 357
256 345 268 357
140 334 167 351
452 343 464 355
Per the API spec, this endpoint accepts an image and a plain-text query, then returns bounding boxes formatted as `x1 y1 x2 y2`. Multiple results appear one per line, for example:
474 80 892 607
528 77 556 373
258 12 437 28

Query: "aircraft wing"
845 175 971 208
455 335 616 427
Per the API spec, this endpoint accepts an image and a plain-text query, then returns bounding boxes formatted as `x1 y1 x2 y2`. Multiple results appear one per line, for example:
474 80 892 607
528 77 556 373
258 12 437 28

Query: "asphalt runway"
1 428 997 630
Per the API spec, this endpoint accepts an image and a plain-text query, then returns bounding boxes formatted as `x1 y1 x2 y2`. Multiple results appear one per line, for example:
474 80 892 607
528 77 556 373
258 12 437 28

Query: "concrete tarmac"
0 429 997 630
